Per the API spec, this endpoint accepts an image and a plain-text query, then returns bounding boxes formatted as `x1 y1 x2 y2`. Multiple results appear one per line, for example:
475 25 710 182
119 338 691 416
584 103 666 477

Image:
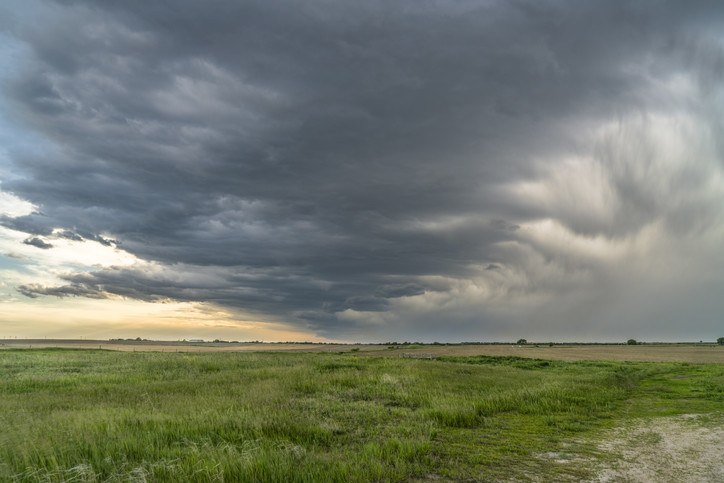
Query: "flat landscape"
1 344 722 481
4 2 724 482
2 339 723 363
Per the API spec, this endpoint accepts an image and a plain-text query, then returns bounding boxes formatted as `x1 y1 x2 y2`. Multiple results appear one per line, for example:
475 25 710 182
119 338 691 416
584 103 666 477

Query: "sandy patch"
593 414 724 482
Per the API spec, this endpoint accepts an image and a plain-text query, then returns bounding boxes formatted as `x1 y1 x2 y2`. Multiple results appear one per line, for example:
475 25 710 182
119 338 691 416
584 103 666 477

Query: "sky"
1 0 724 343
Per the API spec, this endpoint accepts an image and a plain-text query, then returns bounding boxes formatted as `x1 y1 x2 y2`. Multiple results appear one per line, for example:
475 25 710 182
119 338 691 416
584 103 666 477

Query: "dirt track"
1 340 723 363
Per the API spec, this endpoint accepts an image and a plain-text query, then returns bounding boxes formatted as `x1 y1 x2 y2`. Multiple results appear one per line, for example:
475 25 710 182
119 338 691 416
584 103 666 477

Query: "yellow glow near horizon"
0 297 334 342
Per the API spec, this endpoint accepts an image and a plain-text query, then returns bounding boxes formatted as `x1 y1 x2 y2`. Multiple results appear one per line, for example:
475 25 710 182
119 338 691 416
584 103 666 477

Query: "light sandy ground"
1 340 723 363
592 414 724 482
538 414 724 482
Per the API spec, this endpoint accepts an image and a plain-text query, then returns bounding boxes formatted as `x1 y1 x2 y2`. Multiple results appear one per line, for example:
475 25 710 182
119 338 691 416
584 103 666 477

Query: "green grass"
0 350 721 481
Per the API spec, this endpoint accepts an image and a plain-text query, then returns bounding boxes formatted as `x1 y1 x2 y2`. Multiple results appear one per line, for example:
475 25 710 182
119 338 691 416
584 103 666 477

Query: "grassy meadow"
0 348 722 481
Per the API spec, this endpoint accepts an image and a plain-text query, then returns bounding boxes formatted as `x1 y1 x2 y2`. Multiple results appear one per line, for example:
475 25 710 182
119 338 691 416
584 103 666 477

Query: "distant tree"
627 339 637 345
516 339 527 345
717 337 724 345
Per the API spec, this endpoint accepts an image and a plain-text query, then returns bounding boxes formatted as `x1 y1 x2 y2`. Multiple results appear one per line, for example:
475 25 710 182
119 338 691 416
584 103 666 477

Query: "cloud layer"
2 0 724 341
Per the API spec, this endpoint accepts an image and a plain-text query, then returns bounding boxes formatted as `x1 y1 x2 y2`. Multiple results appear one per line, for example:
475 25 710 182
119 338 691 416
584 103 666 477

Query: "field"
3 339 724 363
0 345 722 481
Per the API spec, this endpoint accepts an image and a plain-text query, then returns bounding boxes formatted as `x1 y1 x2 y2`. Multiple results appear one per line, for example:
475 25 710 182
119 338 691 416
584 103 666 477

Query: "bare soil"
539 414 724 482
592 414 724 482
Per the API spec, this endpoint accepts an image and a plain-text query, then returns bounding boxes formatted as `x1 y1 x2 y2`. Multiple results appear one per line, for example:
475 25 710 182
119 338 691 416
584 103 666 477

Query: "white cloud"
0 187 35 217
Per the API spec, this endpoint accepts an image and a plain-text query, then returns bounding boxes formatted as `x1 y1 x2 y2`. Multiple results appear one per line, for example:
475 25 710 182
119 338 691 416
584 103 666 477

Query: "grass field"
0 348 722 481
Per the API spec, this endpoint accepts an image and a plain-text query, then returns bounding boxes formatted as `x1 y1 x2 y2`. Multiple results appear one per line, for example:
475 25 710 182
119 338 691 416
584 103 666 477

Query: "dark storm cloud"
1 213 55 237
4 0 724 340
22 237 53 249
17 282 108 299
55 230 83 242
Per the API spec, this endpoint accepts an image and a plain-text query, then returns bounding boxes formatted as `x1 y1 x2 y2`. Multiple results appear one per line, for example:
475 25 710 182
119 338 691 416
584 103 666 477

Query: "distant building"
188 339 204 343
